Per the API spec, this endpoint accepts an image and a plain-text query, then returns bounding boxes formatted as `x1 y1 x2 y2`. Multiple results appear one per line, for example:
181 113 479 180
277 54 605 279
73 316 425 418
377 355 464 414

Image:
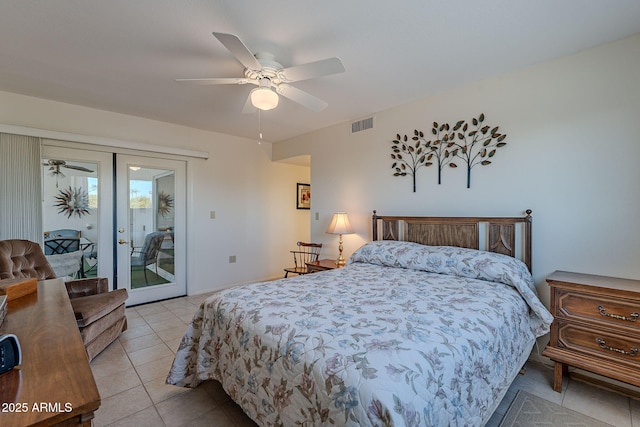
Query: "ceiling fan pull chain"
258 109 263 144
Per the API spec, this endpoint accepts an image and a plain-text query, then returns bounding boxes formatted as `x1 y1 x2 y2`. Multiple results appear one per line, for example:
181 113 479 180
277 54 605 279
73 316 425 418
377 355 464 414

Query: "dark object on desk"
0 239 128 361
0 333 21 375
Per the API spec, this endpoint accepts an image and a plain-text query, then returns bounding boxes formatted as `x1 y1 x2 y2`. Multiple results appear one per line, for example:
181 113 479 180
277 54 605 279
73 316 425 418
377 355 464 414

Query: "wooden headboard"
372 209 533 271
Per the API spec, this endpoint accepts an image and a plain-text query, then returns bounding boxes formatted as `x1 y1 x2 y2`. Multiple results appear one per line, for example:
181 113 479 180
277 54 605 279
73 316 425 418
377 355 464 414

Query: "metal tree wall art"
391 113 507 190
451 113 507 188
54 186 90 218
419 124 460 185
391 133 432 192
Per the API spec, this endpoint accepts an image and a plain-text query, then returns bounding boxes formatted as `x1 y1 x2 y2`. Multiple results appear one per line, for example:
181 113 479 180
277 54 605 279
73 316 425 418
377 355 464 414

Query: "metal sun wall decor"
391 113 507 191
157 191 174 217
54 186 90 218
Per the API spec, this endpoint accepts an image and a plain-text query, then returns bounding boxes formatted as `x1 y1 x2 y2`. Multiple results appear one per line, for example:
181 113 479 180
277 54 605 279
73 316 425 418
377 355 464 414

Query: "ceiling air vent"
351 117 373 133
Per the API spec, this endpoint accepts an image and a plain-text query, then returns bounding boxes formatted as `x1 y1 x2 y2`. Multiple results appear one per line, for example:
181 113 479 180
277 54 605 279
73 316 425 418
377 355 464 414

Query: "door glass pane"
129 166 175 289
42 158 98 279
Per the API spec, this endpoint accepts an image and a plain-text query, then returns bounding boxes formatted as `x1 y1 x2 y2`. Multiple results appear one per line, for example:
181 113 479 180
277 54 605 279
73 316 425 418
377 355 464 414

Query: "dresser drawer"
557 320 640 369
556 288 640 332
544 271 640 393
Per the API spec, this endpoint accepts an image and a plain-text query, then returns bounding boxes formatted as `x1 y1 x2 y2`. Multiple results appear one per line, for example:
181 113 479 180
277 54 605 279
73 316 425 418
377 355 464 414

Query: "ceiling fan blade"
281 57 345 82
276 84 328 112
175 77 249 85
212 32 262 71
63 165 94 173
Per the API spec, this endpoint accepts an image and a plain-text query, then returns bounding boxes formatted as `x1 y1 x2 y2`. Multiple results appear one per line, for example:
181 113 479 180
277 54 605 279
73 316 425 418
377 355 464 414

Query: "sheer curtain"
0 133 42 241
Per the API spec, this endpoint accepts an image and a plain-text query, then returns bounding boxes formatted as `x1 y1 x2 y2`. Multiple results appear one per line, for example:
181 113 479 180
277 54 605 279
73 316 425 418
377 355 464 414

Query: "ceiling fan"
43 159 94 186
44 159 94 176
176 32 345 112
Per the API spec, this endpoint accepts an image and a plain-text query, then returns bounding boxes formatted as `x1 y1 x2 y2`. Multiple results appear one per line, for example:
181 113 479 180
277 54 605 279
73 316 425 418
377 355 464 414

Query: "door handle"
118 239 128 245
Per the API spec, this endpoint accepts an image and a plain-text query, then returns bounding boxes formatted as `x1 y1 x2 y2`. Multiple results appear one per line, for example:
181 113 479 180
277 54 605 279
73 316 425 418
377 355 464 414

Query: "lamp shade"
250 87 279 110
326 212 353 235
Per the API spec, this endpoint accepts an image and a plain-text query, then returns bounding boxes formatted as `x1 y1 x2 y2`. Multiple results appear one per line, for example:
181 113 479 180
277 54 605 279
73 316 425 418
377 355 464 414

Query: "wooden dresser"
542 270 640 393
0 279 100 426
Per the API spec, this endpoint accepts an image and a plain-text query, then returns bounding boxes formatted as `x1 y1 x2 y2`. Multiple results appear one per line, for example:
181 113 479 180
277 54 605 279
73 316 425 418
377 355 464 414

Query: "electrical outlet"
210 210 216 219
229 255 236 263
315 212 319 220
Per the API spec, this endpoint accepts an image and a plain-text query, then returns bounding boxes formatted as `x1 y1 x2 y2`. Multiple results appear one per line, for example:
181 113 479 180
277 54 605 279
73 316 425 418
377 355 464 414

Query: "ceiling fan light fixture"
250 86 279 111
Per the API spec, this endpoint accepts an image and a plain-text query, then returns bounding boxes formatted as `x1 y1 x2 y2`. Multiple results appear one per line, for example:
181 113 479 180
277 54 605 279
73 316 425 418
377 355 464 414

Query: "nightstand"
542 270 640 393
306 259 340 273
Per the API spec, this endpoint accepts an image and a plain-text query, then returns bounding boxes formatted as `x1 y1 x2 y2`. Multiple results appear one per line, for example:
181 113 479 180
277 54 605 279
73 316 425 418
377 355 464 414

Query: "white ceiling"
1 1 639 143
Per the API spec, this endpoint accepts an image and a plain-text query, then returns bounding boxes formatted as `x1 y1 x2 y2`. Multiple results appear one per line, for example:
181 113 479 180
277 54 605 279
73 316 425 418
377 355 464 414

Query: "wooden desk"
306 259 341 273
0 279 100 426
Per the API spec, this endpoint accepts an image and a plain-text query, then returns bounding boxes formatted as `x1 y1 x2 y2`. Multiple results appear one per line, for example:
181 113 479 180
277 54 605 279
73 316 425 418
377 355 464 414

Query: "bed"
167 210 553 426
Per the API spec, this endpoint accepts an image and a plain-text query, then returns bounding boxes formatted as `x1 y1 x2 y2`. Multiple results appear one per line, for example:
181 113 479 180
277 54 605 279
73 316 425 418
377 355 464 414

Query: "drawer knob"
597 305 639 322
596 337 639 357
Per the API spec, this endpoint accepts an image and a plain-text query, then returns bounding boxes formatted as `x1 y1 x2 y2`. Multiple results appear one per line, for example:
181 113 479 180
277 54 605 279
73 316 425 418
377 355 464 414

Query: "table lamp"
326 212 354 266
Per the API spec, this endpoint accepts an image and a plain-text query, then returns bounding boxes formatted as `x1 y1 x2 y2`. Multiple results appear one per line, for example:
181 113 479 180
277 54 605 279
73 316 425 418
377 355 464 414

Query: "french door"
116 154 186 305
41 146 114 283
41 145 186 305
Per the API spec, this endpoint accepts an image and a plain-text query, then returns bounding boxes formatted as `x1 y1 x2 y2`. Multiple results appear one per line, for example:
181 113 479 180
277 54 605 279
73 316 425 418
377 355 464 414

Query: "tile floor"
91 293 640 426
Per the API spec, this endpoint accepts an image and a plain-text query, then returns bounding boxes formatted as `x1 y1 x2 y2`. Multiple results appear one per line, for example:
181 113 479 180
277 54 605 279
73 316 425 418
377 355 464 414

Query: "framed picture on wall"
296 183 311 209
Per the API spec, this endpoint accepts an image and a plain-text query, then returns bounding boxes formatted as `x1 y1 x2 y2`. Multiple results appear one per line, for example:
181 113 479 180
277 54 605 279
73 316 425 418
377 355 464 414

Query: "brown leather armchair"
0 239 128 361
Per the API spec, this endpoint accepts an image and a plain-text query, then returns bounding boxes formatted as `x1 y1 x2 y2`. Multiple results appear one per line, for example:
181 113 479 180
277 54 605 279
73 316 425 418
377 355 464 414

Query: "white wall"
0 91 310 295
274 33 640 310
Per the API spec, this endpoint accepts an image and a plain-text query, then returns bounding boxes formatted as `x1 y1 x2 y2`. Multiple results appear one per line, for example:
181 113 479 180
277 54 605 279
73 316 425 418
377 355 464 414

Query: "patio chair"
131 232 166 284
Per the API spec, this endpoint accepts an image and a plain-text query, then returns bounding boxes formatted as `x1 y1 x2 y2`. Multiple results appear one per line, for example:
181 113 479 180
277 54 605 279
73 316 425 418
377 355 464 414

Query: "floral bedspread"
167 241 552 426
